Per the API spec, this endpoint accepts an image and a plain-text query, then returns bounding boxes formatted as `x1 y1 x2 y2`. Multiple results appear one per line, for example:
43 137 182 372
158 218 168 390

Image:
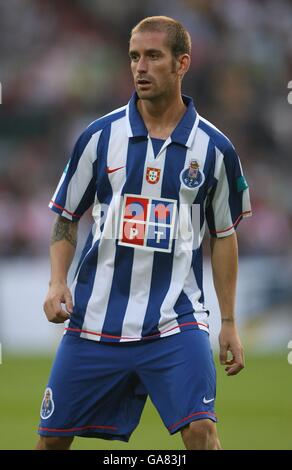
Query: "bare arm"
43 215 78 323
210 232 244 376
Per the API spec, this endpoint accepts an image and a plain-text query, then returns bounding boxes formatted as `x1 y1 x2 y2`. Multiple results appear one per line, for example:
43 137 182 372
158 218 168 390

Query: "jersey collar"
126 92 199 148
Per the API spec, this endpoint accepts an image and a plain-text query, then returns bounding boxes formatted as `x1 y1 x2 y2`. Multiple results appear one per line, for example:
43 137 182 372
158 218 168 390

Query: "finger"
48 309 70 324
43 298 59 318
64 291 73 314
225 353 244 375
44 299 69 323
225 359 235 366
50 296 64 316
232 348 245 369
225 361 244 376
56 309 71 322
225 349 244 375
219 343 228 364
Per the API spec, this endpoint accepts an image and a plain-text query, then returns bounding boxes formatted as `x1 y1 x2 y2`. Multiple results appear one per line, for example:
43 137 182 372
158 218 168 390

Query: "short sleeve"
49 129 100 221
205 142 252 238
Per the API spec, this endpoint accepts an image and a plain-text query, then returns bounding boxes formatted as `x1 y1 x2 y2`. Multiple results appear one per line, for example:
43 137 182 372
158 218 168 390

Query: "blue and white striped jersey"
49 93 252 343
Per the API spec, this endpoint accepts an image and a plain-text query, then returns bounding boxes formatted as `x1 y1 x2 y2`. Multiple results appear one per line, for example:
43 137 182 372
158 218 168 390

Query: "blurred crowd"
1 0 292 257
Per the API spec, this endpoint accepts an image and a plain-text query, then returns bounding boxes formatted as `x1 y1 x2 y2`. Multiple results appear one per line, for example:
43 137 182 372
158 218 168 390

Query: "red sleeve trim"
50 200 81 219
209 210 252 235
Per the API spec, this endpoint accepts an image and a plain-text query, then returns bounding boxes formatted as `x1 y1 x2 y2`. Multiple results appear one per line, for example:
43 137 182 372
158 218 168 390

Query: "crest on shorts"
180 159 205 189
40 387 55 420
146 167 161 184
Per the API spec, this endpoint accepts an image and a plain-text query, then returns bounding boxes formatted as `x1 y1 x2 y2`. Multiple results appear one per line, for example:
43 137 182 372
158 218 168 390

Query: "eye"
129 54 139 62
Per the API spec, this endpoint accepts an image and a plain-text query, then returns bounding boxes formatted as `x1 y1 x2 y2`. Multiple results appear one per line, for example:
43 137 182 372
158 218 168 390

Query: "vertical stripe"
49 171 67 210
63 132 100 218
193 139 215 245
74 159 98 216
223 145 247 226
190 137 216 303
242 187 252 214
77 124 114 338
120 138 164 340
98 244 135 342
159 129 210 333
99 136 149 340
70 239 100 332
74 229 94 278
142 250 174 337
142 143 188 337
66 132 104 330
182 246 210 327
51 131 93 210
212 148 233 235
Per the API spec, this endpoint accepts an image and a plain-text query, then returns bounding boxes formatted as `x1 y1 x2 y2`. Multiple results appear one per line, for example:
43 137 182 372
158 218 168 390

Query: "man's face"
129 31 180 101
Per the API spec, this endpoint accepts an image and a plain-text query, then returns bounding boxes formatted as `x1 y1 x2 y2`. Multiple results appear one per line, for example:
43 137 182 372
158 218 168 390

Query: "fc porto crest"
40 387 55 420
180 159 205 189
146 167 161 184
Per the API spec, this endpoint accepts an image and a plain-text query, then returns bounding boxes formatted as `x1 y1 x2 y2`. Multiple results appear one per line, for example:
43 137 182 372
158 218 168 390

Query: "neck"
137 92 187 139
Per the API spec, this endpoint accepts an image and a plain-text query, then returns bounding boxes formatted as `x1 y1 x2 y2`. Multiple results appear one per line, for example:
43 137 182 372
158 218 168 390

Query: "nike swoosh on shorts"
203 397 215 404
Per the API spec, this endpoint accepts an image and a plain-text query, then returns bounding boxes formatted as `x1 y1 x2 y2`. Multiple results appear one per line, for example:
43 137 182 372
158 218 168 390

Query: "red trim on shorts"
168 411 216 431
210 210 252 235
39 424 118 433
50 200 81 219
65 322 209 341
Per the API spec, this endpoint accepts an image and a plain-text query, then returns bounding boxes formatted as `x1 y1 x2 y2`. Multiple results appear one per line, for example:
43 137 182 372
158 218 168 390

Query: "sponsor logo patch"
118 194 176 252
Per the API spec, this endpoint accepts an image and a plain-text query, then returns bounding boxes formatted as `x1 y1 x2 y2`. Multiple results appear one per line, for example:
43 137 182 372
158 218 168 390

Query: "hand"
219 321 245 376
43 282 73 324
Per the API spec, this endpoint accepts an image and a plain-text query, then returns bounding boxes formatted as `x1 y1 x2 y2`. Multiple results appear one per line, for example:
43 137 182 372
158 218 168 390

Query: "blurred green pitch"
0 353 291 450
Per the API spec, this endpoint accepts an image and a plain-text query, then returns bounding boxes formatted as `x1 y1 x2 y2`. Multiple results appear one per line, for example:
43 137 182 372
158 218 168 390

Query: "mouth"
136 78 151 86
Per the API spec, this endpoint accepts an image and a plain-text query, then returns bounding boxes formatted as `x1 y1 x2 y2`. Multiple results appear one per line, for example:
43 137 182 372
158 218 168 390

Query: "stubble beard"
136 81 174 104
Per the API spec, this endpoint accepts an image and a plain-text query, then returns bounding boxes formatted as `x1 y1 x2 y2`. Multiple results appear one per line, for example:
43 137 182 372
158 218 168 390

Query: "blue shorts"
38 329 217 442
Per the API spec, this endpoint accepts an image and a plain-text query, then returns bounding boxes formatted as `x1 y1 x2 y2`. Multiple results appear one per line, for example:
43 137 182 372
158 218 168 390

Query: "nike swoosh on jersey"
203 397 215 404
106 166 125 174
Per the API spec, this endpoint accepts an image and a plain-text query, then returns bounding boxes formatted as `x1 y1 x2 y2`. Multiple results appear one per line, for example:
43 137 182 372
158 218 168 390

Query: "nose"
136 56 148 74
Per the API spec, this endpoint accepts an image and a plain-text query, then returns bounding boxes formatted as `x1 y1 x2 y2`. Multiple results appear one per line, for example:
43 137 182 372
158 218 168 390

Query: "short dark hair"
131 16 191 58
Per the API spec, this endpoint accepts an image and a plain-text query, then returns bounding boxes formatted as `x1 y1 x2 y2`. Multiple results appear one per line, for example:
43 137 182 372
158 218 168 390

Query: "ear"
177 54 191 79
